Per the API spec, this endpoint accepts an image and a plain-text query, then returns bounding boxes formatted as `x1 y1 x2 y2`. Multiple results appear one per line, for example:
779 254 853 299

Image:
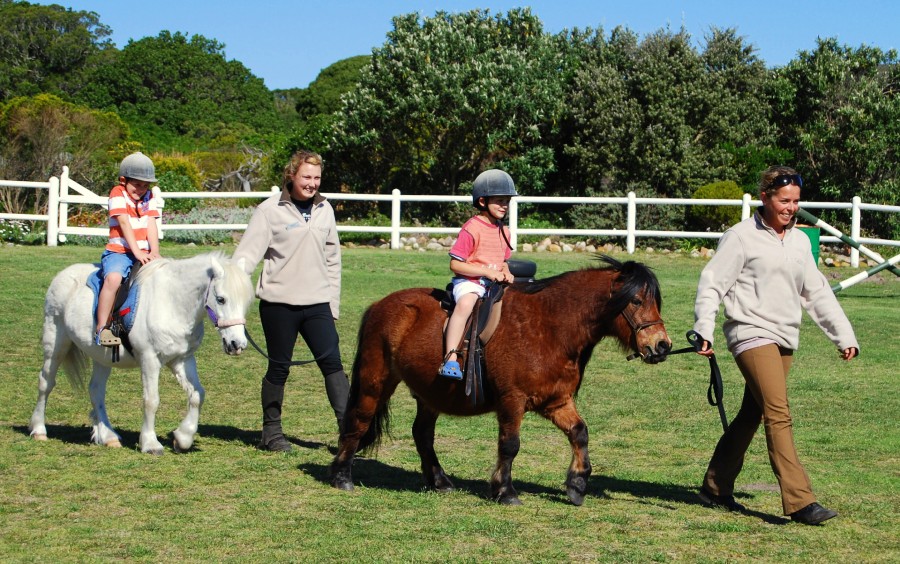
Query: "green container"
797 226 820 265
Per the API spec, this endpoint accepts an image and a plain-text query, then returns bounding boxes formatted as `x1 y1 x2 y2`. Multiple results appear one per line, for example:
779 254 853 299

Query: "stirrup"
438 360 462 380
96 328 121 347
438 350 463 380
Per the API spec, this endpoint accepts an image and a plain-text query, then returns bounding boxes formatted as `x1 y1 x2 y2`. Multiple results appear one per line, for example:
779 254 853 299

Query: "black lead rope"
244 328 330 367
667 330 729 433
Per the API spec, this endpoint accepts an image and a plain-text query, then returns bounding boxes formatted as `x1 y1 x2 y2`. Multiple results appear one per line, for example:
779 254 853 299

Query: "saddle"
442 259 537 407
89 263 142 362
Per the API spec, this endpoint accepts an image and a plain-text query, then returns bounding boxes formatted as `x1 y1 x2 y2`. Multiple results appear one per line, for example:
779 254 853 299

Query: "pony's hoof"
172 431 194 453
432 473 455 493
105 439 122 448
32 433 48 441
332 478 354 491
566 476 588 506
498 495 522 506
567 487 586 506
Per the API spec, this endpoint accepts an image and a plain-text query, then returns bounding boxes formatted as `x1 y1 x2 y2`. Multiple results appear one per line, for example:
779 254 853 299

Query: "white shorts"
451 278 486 302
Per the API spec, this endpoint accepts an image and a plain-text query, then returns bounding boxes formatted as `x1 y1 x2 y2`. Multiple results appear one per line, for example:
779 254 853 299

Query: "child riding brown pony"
330 255 672 505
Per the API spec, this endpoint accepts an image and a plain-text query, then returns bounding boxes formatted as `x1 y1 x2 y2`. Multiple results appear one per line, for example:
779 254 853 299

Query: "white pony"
29 251 254 454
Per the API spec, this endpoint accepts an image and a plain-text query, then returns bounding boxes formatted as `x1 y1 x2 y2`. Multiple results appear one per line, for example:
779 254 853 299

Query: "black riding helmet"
471 169 518 209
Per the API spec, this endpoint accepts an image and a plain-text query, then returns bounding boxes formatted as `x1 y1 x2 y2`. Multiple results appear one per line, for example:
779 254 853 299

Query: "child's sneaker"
437 360 463 380
96 328 121 347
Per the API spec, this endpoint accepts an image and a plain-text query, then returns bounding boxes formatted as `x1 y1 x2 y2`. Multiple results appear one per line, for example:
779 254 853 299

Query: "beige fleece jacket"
233 189 341 318
694 212 858 353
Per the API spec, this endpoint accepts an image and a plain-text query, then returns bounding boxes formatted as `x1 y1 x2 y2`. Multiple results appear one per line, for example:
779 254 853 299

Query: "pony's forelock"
221 257 254 304
598 254 662 314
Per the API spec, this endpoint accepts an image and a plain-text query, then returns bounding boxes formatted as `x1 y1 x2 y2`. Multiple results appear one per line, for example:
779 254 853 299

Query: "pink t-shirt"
449 216 511 281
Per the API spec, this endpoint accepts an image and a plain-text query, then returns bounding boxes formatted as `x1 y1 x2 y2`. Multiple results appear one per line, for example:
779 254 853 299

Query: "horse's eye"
631 297 642 306
216 296 226 305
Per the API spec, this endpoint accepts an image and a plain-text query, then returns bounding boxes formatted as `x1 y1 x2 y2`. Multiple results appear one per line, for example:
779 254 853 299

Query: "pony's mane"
512 254 662 312
133 257 172 284
132 252 253 304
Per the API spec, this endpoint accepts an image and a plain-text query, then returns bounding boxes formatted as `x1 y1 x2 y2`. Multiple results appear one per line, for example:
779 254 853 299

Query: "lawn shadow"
12 423 141 449
298 458 566 503
14 422 335 454
590 474 789 525
197 424 334 452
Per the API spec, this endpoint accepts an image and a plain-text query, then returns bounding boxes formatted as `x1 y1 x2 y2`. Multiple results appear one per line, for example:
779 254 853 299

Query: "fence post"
57 166 70 243
47 176 59 246
509 197 518 251
741 193 752 220
850 196 861 267
153 185 165 240
391 189 401 249
626 191 636 254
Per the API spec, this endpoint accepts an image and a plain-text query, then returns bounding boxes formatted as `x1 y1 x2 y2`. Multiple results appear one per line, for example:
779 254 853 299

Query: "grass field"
0 243 897 562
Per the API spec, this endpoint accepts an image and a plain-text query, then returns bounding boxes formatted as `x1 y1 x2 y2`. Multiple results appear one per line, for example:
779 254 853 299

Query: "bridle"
620 303 666 335
619 291 667 362
204 281 246 329
204 280 330 366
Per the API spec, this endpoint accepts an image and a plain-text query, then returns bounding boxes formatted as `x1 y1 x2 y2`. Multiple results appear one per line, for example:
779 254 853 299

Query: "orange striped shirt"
105 184 160 254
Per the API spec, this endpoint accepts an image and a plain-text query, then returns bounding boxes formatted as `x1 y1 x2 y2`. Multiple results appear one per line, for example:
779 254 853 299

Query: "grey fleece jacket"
233 189 341 318
693 212 858 353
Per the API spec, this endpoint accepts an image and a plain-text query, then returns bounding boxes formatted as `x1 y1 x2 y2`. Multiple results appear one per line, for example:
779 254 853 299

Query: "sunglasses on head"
768 174 803 189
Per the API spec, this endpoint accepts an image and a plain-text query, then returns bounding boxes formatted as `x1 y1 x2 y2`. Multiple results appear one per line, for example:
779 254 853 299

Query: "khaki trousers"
703 344 816 515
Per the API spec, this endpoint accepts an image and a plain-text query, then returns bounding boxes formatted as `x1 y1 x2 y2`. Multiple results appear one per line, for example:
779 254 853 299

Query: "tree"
0 93 128 214
330 8 570 203
770 38 900 238
0 0 113 102
567 26 772 198
562 26 773 231
294 55 370 120
75 31 278 148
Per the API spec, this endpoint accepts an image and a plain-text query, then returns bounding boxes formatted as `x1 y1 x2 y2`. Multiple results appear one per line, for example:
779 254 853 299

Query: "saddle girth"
107 263 142 361
456 283 505 407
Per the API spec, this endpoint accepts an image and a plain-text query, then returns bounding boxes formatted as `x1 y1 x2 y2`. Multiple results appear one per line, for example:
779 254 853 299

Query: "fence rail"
2 167 898 268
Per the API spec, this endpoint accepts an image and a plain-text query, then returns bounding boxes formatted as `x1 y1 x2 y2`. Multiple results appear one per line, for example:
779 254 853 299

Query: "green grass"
0 244 897 562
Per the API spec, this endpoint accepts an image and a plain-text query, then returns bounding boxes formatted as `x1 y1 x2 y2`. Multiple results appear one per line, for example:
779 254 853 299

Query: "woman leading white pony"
29 252 254 454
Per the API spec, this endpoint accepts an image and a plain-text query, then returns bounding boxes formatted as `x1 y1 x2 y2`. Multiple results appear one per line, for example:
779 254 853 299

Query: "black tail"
348 306 391 455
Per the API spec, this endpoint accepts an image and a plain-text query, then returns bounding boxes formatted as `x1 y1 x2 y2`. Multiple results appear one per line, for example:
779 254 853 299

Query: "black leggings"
259 300 343 385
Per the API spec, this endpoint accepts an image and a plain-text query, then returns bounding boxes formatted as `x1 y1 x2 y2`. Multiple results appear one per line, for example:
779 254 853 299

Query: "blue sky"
38 0 899 90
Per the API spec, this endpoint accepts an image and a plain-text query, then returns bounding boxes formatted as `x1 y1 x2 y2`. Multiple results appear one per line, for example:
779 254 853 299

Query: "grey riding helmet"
119 152 157 183
471 169 518 208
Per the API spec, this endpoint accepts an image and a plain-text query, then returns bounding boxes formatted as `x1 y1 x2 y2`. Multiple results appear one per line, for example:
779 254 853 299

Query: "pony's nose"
657 340 671 355
222 338 244 355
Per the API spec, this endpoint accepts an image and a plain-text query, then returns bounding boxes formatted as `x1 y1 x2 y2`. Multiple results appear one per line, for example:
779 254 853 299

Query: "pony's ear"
211 256 225 279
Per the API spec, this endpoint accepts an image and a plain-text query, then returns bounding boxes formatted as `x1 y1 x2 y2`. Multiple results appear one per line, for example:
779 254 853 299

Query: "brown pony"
330 255 672 505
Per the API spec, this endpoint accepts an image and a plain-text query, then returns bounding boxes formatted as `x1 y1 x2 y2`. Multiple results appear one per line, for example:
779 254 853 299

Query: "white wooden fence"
2 166 898 268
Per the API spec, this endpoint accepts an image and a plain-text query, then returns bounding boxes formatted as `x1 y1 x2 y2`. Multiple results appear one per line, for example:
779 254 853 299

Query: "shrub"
161 207 253 245
154 155 203 213
0 219 31 243
686 180 745 231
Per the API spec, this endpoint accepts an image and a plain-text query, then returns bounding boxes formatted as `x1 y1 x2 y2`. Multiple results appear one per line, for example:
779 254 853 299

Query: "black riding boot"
259 377 292 452
324 370 350 433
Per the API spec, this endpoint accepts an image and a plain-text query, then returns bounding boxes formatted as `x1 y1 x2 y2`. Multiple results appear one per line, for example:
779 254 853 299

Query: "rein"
203 281 329 367
243 328 330 367
664 330 729 432
625 329 728 432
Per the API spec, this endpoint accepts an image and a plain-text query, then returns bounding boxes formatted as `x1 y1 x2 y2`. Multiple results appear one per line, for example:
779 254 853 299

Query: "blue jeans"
99 249 136 280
